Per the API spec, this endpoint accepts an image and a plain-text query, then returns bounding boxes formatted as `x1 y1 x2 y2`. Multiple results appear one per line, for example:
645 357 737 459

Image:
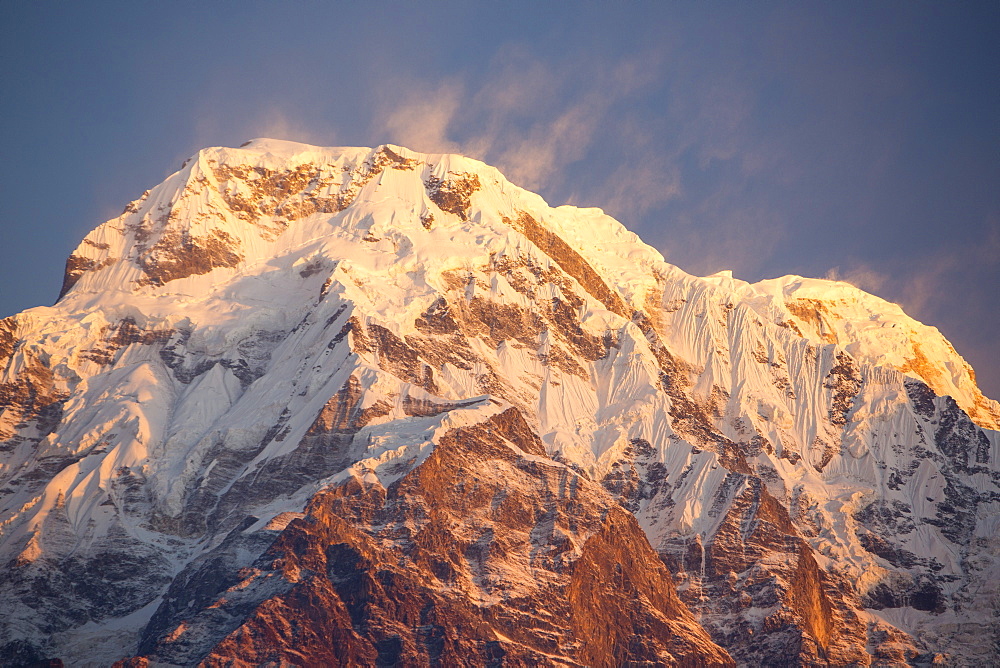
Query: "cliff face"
1 139 998 665
122 408 731 666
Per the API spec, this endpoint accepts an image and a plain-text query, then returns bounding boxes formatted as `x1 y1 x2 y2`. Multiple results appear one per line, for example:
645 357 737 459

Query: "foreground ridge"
0 140 997 665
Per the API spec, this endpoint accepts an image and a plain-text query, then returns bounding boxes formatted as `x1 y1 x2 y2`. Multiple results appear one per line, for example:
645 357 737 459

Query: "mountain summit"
1 140 998 665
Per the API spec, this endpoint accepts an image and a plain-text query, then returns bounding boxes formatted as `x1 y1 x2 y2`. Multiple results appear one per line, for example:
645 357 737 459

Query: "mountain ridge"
60 138 999 432
1 140 997 665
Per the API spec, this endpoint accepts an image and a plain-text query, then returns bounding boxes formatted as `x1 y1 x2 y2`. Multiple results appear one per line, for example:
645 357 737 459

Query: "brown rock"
126 408 732 666
425 173 481 221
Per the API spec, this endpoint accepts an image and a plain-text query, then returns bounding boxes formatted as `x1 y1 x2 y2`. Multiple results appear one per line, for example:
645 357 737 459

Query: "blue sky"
2 2 998 396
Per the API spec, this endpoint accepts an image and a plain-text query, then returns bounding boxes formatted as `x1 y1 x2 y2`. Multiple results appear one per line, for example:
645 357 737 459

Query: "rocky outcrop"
0 349 66 444
654 476 875 666
59 254 116 298
136 228 244 287
124 409 732 667
507 211 629 318
425 172 481 221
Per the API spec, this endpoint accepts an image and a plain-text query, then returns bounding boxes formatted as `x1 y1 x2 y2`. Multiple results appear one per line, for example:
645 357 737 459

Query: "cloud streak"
375 80 464 155
368 47 675 198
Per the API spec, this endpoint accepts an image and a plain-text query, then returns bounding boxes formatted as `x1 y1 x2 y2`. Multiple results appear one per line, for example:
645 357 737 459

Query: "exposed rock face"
136 228 244 287
59 254 116 298
125 409 731 666
1 139 999 665
425 172 481 221
664 479 872 666
0 347 66 445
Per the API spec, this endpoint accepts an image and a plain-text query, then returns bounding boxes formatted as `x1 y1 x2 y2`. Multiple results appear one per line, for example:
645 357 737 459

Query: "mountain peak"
2 142 999 665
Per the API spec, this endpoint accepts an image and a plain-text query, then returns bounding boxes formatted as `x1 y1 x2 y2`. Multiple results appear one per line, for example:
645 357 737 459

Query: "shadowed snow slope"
0 140 997 666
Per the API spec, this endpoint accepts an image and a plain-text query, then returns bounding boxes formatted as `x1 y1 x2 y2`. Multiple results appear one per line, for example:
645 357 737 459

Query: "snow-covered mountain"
1 139 998 666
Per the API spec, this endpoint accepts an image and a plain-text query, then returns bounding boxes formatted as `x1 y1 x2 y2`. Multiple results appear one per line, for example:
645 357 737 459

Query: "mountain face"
1 139 998 666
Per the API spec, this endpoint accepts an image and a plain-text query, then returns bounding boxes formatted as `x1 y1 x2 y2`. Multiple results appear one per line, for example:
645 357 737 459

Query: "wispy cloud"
183 102 338 171
492 94 606 190
243 108 337 147
367 47 668 194
375 80 464 154
824 265 888 295
824 219 1000 330
656 189 787 279
590 157 682 222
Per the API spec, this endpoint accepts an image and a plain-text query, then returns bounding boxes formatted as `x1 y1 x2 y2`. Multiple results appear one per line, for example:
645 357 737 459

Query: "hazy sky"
2 2 998 397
